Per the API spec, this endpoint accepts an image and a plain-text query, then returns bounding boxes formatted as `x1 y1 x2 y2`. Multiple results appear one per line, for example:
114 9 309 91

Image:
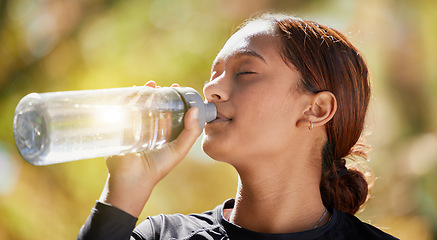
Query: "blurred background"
0 0 436 239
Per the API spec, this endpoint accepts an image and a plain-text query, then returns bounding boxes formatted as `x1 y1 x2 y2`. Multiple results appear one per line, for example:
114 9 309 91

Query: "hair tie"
337 166 348 177
327 159 348 180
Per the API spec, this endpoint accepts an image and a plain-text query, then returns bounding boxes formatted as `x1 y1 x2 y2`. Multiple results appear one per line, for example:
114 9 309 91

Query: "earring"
308 121 313 130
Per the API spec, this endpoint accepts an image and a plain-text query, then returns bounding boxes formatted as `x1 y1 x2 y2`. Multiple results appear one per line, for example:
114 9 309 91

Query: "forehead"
213 20 279 65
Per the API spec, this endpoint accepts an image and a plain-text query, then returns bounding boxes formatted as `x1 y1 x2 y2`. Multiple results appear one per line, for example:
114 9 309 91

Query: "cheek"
239 91 295 126
239 94 300 144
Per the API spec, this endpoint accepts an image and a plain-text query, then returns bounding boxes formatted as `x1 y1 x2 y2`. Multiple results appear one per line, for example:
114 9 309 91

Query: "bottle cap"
174 87 217 131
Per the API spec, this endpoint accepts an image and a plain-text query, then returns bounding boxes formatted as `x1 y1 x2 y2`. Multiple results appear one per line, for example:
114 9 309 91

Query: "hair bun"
321 166 369 215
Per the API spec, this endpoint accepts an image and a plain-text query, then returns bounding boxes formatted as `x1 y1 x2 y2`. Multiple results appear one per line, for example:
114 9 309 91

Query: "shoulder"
336 210 399 240
132 204 226 240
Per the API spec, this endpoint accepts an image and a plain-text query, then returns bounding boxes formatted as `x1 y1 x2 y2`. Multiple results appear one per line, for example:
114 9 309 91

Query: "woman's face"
202 21 310 165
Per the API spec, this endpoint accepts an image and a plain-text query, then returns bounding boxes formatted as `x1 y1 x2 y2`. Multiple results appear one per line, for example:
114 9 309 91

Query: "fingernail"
192 108 198 120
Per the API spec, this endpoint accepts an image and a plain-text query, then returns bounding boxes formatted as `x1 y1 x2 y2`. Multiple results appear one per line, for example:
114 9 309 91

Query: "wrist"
99 174 155 217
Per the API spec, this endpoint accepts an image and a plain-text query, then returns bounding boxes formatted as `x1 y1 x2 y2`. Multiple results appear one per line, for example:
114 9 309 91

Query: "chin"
201 135 227 162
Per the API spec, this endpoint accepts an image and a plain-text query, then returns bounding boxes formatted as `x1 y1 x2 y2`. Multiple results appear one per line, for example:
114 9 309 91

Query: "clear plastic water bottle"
13 86 216 166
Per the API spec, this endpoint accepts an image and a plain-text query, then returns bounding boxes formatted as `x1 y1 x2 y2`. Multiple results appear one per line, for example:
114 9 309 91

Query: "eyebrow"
211 49 266 72
236 49 266 63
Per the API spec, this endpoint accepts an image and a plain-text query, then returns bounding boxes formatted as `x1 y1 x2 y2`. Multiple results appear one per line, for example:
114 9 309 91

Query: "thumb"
169 107 201 159
141 107 201 180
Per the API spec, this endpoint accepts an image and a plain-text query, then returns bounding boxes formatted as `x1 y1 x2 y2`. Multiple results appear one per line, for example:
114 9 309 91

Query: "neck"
228 155 330 233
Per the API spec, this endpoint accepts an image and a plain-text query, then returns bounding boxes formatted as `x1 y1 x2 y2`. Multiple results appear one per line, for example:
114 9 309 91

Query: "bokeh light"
0 0 436 239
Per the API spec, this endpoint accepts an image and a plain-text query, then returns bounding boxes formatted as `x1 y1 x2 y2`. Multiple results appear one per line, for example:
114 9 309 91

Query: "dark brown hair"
252 14 371 214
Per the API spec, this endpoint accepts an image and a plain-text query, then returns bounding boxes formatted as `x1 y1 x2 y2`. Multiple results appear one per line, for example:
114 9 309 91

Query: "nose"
203 73 230 102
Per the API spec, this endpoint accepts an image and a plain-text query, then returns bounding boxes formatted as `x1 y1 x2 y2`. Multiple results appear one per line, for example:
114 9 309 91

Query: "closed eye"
236 71 256 76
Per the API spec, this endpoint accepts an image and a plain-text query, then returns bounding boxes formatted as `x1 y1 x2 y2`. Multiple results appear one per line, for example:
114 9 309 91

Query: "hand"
99 81 201 217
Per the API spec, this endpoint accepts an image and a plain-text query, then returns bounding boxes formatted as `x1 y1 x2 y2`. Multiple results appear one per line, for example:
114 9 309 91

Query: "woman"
77 13 398 239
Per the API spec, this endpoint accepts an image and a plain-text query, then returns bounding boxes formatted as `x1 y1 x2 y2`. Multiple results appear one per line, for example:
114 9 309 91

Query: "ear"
300 91 337 129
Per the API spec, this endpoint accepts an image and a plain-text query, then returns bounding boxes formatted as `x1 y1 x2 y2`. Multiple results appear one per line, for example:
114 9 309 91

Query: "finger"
168 107 201 159
183 107 201 132
140 108 200 178
145 81 157 88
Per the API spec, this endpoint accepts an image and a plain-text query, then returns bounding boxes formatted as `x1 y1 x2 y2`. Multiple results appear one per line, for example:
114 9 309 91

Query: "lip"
209 112 232 123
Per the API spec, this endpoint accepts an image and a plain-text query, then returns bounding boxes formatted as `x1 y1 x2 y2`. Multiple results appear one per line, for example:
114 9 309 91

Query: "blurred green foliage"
0 0 436 239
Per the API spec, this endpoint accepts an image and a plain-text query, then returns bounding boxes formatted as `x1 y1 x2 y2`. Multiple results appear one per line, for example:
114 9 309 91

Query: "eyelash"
236 71 256 76
204 71 256 86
